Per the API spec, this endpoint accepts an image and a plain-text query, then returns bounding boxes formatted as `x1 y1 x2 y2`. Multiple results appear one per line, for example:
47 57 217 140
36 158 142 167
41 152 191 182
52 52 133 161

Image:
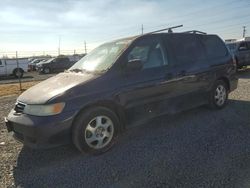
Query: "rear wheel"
13 68 23 78
209 80 228 109
72 107 121 154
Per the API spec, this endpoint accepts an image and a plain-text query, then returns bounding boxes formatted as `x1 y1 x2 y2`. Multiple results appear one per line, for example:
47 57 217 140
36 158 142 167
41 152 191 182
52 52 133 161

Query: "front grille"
14 102 26 113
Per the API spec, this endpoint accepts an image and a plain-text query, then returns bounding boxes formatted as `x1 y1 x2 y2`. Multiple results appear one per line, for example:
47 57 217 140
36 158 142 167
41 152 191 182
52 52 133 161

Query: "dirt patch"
0 81 40 97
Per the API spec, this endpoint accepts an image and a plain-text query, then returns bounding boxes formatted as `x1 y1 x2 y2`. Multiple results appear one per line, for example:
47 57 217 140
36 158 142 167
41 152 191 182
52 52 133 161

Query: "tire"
209 80 228 109
13 68 23 78
43 67 50 74
72 107 121 154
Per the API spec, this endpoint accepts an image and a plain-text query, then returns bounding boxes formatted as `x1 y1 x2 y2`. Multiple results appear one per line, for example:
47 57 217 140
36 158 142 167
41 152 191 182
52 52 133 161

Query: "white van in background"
0 58 28 78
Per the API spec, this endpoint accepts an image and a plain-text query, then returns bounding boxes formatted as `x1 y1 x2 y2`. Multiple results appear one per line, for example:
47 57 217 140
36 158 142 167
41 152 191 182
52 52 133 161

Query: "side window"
0 60 2 66
169 35 205 64
201 35 228 58
128 38 167 69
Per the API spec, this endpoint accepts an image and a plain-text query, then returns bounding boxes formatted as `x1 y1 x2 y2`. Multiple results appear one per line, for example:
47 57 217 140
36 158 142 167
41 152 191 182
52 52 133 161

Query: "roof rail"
146 25 183 35
183 30 207 34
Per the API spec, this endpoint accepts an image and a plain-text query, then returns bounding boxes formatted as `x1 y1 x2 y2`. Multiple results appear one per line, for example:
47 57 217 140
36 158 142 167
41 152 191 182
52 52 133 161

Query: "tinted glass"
0 60 2 65
168 34 205 64
128 38 166 69
201 35 228 58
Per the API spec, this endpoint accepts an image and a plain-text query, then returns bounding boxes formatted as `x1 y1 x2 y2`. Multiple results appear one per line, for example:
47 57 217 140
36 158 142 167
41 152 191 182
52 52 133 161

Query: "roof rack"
146 25 183 35
183 30 207 34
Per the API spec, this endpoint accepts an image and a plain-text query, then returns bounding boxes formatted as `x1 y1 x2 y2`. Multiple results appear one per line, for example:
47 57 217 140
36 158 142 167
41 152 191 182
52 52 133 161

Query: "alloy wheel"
214 85 227 106
84 116 114 149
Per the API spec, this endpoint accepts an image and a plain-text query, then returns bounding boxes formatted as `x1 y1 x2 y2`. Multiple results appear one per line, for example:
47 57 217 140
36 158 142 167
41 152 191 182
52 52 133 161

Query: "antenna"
146 25 183 35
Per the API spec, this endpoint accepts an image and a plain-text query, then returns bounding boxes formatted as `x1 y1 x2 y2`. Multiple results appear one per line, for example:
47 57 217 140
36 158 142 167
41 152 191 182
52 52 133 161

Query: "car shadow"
13 99 250 187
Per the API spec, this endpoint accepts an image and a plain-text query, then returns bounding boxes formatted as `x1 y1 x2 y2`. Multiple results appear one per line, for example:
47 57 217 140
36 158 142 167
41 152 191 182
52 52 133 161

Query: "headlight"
23 103 65 116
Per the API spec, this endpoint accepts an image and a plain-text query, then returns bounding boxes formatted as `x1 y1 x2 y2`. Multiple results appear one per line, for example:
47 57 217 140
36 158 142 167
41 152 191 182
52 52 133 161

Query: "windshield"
69 39 132 72
45 58 55 63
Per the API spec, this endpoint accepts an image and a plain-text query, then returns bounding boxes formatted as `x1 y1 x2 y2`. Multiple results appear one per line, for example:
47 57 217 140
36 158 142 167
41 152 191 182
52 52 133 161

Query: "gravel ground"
0 69 250 188
0 72 56 85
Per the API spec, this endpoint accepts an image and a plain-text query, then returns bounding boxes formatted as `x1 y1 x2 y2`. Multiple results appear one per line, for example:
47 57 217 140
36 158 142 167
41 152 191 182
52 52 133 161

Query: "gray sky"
0 0 250 56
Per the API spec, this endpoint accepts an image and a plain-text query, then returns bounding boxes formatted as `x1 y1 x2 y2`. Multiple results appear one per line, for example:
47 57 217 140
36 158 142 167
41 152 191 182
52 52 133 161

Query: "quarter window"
201 35 228 58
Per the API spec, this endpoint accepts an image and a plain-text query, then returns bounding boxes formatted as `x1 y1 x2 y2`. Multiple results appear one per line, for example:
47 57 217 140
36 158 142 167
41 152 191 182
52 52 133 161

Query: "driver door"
119 36 176 123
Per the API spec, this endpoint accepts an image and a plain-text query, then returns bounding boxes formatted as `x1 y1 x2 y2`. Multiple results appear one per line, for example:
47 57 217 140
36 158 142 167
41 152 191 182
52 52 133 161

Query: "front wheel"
209 80 228 109
72 107 121 154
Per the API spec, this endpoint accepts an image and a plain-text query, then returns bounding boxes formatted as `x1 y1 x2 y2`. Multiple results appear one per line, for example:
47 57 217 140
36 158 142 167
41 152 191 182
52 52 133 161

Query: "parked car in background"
67 54 86 62
226 40 250 69
36 56 75 74
28 59 44 71
5 32 238 154
0 58 28 78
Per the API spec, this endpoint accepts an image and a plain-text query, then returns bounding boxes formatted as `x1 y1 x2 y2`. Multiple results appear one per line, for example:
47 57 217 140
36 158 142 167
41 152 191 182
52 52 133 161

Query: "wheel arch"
217 77 230 90
72 99 126 132
13 67 24 74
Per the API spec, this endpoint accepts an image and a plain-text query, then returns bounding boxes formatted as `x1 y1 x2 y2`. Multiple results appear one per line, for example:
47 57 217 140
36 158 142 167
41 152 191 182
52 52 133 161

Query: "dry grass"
0 81 40 97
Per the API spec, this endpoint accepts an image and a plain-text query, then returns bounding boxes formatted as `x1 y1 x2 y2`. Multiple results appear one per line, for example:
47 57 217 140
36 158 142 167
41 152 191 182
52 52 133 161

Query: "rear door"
164 34 209 110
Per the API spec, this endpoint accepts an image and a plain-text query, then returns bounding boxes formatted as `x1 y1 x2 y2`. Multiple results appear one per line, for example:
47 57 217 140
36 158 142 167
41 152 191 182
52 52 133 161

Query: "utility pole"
84 41 87 54
243 26 246 38
16 51 22 91
141 24 144 35
58 36 61 56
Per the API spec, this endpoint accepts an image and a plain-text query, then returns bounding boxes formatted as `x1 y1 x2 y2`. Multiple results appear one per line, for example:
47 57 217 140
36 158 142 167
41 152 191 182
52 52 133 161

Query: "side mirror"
126 59 143 71
239 46 247 51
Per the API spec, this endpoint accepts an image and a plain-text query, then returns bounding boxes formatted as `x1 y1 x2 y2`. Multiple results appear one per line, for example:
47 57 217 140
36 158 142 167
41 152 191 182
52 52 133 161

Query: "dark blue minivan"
5 32 238 154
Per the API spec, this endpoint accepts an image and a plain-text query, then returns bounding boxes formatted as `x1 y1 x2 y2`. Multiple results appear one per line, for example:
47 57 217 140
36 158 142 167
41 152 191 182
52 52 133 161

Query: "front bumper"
5 110 76 149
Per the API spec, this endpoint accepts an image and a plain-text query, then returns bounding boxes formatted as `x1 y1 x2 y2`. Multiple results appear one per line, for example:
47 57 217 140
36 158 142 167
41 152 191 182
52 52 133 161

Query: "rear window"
201 35 228 58
167 34 205 64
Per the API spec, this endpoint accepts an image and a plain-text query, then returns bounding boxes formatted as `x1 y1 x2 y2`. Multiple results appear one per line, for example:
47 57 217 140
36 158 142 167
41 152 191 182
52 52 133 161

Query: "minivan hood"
18 72 97 104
